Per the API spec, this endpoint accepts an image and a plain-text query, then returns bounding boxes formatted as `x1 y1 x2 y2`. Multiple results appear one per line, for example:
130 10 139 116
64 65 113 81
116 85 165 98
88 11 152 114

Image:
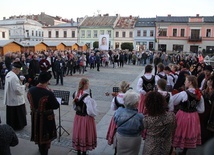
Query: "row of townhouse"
1 14 214 53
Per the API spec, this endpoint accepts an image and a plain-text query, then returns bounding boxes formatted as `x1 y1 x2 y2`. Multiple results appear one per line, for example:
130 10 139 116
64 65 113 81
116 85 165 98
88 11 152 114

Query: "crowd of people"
1 48 214 155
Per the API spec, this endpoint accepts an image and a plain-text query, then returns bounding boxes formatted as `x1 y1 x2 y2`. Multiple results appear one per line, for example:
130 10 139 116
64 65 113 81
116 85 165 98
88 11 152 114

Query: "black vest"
141 75 155 92
114 96 125 108
180 90 199 113
74 94 89 116
157 73 167 80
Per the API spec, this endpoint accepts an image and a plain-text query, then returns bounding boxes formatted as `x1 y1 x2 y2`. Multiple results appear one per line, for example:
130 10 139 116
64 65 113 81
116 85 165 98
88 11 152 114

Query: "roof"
44 22 78 28
20 41 46 47
135 18 156 27
0 40 22 47
0 18 42 26
115 16 138 29
80 16 117 27
62 42 77 46
42 41 63 46
204 16 214 23
156 16 189 23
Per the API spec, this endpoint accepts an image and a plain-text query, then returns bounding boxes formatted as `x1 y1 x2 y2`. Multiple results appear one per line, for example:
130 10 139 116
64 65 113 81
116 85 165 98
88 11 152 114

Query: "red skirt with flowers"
106 117 117 145
172 110 201 149
72 114 97 152
138 94 147 114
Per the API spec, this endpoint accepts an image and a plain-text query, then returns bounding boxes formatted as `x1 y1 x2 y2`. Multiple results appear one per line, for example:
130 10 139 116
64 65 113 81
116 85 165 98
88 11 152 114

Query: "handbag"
207 100 214 132
79 61 84 66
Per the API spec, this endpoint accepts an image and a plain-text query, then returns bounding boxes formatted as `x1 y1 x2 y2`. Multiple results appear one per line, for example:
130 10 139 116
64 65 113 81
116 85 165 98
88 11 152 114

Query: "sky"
1 0 214 22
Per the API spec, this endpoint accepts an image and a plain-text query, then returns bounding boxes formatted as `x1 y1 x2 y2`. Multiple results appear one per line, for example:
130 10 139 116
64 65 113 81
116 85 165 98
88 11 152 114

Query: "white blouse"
168 88 204 113
74 91 98 117
136 73 154 95
111 92 125 111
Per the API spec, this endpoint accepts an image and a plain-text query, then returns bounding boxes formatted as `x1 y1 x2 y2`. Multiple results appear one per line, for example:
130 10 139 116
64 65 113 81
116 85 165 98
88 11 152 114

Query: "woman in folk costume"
168 75 205 155
72 78 98 155
136 64 155 114
106 81 130 152
199 75 214 144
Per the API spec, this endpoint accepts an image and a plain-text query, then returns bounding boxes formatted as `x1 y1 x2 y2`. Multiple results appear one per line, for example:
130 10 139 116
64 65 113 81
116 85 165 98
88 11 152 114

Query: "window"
42 32 44 37
150 30 154 37
93 30 97 38
55 31 59 38
116 31 119 37
149 42 154 50
107 30 111 38
100 30 104 35
122 32 126 37
159 29 167 36
81 30 85 38
191 29 200 38
26 30 29 37
72 31 75 38
137 30 141 37
173 29 177 37
64 31 67 38
181 29 185 37
32 30 34 36
206 29 211 37
39 31 41 37
2 32 5 38
129 31 133 38
87 30 91 38
36 31 38 37
143 30 147 37
173 45 183 51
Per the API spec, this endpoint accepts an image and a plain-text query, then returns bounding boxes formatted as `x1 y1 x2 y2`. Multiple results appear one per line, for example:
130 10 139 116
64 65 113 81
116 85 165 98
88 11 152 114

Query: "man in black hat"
27 71 59 155
3 61 29 130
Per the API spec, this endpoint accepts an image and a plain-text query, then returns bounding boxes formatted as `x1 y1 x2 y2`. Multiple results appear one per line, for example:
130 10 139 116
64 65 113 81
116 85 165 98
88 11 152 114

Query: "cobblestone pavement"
0 64 144 153
0 64 207 155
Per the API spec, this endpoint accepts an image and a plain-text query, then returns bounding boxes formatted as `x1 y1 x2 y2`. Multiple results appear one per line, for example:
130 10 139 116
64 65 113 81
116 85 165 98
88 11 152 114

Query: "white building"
0 27 9 40
0 18 43 42
43 22 78 42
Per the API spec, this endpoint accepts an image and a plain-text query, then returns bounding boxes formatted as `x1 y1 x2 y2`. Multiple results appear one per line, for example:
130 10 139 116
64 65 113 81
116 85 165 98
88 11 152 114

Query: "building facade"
78 15 119 50
156 15 214 53
114 16 137 49
0 18 43 42
0 27 9 40
43 22 78 42
134 18 156 51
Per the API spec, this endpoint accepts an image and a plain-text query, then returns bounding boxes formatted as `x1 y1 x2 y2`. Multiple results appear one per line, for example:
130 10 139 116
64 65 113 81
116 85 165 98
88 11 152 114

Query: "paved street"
0 64 144 155
0 64 207 155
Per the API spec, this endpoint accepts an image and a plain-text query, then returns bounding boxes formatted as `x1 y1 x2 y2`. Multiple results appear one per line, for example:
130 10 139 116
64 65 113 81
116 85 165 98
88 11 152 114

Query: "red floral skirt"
72 114 97 152
172 110 201 149
106 117 117 145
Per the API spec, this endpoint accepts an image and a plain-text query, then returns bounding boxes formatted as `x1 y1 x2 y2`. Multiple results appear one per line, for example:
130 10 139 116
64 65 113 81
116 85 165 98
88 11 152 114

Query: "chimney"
130 15 132 19
3 17 6 20
168 14 171 17
196 14 199 17
71 18 73 26
116 14 118 17
98 14 101 17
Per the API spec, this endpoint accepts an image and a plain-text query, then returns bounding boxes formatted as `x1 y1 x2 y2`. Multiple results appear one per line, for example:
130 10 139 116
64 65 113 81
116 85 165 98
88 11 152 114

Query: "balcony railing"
188 36 202 42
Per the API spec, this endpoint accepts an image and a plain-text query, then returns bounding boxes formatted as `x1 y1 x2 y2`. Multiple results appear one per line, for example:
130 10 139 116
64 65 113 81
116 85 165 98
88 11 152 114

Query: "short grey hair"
124 90 139 109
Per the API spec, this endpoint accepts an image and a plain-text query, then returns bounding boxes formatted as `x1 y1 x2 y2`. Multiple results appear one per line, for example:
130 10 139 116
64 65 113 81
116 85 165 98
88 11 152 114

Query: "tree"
121 42 134 51
93 41 99 49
